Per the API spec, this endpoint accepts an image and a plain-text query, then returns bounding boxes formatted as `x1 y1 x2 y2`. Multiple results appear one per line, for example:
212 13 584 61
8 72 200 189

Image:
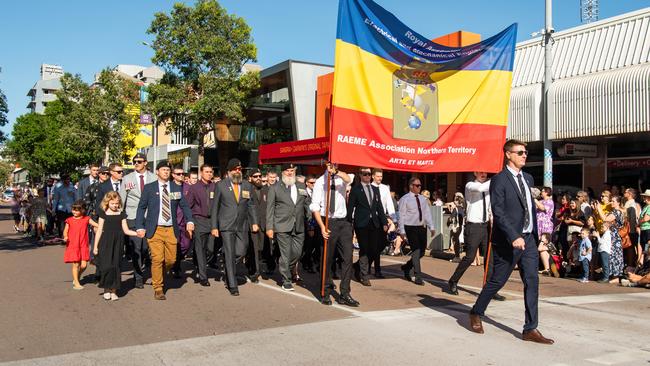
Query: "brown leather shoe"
522 329 554 345
469 313 484 334
154 291 166 300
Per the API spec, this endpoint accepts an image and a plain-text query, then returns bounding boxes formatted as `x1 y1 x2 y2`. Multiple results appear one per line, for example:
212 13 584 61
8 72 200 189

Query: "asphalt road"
1 205 649 366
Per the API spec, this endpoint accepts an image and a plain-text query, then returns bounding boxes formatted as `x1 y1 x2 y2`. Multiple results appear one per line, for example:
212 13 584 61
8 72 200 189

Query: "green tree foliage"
0 87 8 142
145 0 259 154
4 70 140 176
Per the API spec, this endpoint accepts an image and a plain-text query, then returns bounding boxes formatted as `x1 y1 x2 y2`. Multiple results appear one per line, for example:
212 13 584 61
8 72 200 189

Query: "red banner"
258 137 329 165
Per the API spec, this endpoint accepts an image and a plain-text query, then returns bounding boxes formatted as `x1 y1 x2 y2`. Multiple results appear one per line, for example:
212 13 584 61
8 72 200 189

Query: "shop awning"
258 137 329 165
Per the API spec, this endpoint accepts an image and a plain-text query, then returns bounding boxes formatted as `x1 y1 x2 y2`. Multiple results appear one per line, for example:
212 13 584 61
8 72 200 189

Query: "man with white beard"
266 163 311 291
210 158 259 296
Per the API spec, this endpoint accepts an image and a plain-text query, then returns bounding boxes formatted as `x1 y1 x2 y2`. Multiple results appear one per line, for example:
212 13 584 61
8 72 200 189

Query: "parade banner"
330 0 517 172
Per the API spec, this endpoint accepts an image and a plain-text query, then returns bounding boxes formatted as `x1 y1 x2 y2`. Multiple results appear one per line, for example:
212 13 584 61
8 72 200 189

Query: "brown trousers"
149 226 177 293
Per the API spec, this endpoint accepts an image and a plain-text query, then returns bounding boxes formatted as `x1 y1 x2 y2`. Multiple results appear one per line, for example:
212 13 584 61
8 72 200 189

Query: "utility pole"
542 0 554 188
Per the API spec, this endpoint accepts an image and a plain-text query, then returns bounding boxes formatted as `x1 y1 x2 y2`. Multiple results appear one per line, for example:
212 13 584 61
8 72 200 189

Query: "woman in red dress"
63 200 97 290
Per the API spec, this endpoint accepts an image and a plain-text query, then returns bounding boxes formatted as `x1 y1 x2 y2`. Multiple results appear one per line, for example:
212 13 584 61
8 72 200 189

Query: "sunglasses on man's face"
133 160 145 164
173 172 185 176
307 181 316 185
99 172 109 176
360 172 372 176
113 170 124 174
509 150 528 156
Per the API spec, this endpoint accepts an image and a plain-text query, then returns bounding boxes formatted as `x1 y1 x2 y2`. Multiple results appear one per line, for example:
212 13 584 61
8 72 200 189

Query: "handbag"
619 219 632 249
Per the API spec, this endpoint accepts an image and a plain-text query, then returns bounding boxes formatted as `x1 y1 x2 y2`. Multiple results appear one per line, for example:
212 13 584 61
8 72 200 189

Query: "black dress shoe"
374 272 385 279
448 280 459 295
172 270 182 279
228 288 240 296
337 294 360 307
333 273 340 280
200 279 211 287
135 280 144 289
493 293 506 301
414 277 425 286
321 295 332 305
360 278 371 287
249 274 259 283
292 275 302 283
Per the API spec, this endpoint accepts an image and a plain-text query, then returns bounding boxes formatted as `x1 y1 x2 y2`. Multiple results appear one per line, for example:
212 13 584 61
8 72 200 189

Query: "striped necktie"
161 184 171 222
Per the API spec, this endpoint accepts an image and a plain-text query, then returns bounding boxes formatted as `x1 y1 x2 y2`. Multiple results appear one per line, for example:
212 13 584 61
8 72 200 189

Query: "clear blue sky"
0 0 647 138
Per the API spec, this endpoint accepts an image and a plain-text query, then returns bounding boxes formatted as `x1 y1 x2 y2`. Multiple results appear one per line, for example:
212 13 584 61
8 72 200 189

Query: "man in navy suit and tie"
469 139 554 345
136 161 194 300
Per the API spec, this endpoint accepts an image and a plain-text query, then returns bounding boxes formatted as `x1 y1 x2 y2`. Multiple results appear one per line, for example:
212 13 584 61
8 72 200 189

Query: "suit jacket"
121 170 157 220
266 181 310 233
253 185 267 231
93 180 120 221
347 183 387 229
489 167 538 248
135 180 194 239
76 176 95 201
210 178 257 232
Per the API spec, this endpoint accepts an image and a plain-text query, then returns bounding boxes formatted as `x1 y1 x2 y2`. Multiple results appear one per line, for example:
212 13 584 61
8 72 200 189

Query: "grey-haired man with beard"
210 158 259 296
266 163 311 291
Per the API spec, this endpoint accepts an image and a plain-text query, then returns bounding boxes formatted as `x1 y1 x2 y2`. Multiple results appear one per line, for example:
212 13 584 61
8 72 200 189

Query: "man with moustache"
210 159 259 296
266 164 311 291
469 139 553 344
246 168 266 282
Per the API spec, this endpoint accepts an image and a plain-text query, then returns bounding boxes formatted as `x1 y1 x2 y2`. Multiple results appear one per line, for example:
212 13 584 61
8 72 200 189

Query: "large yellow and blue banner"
330 0 517 172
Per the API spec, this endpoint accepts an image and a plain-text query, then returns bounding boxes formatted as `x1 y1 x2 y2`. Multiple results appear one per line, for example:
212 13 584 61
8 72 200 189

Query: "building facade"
26 64 64 114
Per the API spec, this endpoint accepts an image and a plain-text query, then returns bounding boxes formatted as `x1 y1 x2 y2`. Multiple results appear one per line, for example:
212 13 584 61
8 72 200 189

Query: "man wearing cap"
184 164 215 286
210 158 259 296
310 162 359 306
136 161 194 300
121 153 157 289
266 163 311 291
246 168 266 282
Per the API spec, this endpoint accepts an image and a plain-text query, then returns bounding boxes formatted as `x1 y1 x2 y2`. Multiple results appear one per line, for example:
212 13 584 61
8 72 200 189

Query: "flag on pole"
330 0 517 172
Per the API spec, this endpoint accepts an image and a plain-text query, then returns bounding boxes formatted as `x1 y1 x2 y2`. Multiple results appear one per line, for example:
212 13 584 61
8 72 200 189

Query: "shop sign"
608 158 650 169
558 143 597 158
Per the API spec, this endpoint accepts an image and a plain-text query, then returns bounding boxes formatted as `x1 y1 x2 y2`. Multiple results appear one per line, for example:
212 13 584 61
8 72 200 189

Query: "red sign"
258 137 329 165
608 158 650 169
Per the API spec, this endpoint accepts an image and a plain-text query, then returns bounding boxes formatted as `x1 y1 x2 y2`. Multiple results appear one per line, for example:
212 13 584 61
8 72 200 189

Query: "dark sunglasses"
113 170 124 174
99 172 109 175
307 181 316 184
509 150 529 156
360 172 371 176
412 184 421 187
173 172 185 176
133 160 146 164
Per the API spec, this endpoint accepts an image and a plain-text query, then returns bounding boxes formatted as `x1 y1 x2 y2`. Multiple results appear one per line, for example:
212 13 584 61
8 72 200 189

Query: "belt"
322 217 346 222
157 225 173 228
467 222 488 225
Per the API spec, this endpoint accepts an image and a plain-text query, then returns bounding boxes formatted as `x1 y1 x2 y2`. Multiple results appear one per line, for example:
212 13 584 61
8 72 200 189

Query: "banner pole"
482 224 493 285
320 170 332 298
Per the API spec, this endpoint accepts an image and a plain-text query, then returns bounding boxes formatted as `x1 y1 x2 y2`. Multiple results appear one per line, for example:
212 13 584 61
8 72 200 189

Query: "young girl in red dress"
63 200 98 290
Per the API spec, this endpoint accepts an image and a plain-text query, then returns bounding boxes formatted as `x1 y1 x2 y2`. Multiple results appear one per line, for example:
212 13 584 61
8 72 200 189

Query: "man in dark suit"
210 158 259 296
76 163 100 201
469 139 554 345
348 167 387 286
93 162 124 221
266 163 311 291
246 168 265 282
135 161 194 300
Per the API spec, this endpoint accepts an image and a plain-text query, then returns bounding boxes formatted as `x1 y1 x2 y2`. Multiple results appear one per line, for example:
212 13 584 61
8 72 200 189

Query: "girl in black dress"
93 191 138 301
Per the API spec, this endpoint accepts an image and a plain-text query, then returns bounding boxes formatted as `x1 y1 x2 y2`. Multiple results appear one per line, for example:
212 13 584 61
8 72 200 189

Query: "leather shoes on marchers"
522 329 554 345
337 294 360 307
321 295 332 305
400 264 410 281
228 288 240 296
360 278 371 287
200 279 210 287
469 313 484 334
492 293 507 301
448 280 459 295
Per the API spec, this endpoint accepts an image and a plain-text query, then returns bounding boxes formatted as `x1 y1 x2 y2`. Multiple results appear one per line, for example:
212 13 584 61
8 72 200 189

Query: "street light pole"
543 0 554 188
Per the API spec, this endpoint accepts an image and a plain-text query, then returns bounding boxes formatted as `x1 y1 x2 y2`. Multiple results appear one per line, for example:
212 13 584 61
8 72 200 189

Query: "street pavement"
1 204 649 366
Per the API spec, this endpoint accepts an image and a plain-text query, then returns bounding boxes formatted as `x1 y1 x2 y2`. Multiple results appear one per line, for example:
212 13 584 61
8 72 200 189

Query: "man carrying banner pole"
310 162 359 307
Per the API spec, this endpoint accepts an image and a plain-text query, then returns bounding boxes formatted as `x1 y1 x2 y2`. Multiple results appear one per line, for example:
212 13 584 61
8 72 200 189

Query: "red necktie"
139 175 145 192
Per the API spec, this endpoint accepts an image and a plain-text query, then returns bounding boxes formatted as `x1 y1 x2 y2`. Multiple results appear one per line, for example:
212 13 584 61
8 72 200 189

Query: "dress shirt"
288 183 297 204
186 180 215 218
110 179 121 192
505 165 533 234
398 192 434 233
157 180 173 226
372 182 395 217
465 180 491 224
310 173 348 219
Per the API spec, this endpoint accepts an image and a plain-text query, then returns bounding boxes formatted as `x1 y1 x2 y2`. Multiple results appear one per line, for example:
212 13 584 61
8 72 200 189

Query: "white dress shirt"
505 165 533 234
289 184 297 204
465 180 491 224
398 192 434 233
372 182 395 218
310 173 348 219
157 180 173 226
